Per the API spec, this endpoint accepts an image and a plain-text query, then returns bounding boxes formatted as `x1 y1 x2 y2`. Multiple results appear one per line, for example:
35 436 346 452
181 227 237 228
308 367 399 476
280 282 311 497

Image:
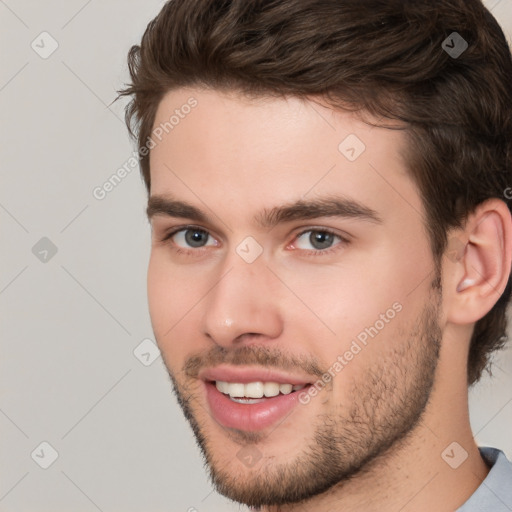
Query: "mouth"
213 380 308 403
199 367 315 431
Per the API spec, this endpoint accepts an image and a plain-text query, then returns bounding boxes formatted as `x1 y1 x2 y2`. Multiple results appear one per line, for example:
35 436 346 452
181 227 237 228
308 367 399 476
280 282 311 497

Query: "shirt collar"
457 447 512 511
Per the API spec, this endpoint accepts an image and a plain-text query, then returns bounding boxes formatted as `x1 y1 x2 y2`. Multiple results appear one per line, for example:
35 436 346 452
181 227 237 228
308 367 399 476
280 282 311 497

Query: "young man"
117 0 512 510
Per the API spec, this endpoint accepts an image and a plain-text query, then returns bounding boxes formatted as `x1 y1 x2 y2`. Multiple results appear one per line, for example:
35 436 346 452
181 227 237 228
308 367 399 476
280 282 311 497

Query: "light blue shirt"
457 447 512 511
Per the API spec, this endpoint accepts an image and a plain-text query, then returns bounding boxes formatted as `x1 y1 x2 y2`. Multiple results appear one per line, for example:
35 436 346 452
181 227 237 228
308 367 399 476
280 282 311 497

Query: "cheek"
147 253 192 349
278 262 398 338
147 252 218 368
281 243 430 363
147 254 166 325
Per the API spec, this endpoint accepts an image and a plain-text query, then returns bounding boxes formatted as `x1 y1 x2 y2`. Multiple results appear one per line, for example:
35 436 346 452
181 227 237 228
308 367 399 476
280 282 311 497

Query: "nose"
201 251 284 347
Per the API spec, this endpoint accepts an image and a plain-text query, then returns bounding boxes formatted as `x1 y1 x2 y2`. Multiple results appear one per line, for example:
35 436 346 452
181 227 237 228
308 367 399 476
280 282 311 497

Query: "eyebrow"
146 194 382 229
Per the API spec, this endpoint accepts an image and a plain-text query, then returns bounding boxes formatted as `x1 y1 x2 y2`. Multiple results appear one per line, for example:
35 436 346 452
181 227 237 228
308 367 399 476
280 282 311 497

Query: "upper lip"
199 365 315 386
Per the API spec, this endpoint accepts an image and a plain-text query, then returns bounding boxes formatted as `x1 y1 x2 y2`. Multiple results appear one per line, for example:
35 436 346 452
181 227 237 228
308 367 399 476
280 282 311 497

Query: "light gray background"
1 1 511 511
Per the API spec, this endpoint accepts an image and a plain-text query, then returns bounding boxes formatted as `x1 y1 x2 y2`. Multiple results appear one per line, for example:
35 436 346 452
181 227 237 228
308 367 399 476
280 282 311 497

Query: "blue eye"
293 229 343 252
163 227 217 249
160 226 348 256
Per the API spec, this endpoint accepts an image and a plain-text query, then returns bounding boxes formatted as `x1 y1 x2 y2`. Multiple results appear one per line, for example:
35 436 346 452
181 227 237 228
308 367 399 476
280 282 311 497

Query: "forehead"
148 86 423 229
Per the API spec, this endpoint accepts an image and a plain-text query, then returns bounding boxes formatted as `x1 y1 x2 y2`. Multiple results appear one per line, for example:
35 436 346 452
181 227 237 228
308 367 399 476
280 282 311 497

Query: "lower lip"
204 381 309 431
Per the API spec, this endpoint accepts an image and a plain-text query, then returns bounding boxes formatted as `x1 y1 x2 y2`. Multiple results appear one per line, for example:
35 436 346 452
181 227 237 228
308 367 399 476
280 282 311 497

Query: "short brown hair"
116 0 512 386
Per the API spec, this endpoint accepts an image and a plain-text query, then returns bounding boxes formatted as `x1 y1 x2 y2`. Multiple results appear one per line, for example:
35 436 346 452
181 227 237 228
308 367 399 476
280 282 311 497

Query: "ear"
445 198 512 325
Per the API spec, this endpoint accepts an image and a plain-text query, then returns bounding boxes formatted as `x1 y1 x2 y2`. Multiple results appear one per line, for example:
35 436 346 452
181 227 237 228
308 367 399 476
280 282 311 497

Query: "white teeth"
215 380 307 398
279 383 293 395
230 397 265 404
263 382 280 397
215 381 229 394
245 382 264 398
228 383 245 398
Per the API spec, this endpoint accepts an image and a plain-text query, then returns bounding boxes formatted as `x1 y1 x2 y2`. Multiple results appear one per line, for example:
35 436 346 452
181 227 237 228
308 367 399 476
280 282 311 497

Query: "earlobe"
447 199 512 325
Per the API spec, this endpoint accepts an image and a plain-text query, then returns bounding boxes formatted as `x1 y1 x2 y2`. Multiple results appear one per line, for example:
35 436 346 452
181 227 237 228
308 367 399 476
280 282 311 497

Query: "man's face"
147 87 443 506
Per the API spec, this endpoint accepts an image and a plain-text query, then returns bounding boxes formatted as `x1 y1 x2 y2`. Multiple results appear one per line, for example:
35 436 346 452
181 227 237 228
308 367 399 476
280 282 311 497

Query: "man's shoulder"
457 447 512 511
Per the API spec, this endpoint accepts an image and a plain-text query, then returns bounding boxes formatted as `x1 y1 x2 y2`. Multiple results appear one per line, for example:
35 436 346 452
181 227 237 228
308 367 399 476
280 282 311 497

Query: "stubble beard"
162 284 442 508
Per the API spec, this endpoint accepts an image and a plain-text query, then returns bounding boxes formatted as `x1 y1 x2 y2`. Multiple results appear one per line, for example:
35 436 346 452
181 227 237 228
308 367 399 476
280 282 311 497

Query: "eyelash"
158 225 349 257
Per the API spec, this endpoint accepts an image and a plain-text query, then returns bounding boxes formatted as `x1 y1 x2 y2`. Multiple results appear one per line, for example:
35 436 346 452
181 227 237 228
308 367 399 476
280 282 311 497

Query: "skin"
146 86 512 511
